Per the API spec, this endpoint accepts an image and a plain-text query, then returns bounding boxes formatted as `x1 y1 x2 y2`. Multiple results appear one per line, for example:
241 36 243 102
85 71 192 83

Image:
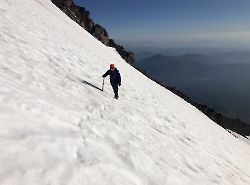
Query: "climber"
102 64 121 99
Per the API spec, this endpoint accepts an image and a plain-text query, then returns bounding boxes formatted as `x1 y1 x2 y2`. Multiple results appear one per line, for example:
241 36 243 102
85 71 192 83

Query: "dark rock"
93 24 109 45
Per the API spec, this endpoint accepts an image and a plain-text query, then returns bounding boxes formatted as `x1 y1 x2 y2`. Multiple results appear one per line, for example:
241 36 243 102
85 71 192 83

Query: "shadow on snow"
81 80 103 91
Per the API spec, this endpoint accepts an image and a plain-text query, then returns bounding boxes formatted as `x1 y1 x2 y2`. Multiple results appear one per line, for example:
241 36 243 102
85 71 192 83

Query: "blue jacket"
102 68 121 85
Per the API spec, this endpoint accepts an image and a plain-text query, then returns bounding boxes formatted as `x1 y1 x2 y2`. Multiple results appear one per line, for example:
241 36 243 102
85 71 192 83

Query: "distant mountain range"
132 47 250 64
135 53 250 124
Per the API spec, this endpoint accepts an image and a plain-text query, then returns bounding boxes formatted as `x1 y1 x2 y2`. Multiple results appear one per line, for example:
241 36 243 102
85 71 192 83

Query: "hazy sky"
74 0 250 48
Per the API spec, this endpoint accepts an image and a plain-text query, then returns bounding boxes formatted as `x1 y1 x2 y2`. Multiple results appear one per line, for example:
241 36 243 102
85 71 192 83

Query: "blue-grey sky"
74 0 250 48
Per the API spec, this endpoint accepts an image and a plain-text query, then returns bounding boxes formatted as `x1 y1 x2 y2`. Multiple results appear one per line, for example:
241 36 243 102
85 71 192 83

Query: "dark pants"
111 83 119 97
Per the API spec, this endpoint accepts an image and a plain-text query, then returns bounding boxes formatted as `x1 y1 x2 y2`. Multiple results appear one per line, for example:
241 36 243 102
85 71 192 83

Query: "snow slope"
0 0 250 184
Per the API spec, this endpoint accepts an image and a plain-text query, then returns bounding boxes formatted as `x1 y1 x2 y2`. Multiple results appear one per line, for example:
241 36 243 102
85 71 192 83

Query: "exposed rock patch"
51 0 135 65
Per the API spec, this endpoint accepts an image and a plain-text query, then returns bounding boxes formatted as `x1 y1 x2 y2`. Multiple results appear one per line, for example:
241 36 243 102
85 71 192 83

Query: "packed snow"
0 0 250 184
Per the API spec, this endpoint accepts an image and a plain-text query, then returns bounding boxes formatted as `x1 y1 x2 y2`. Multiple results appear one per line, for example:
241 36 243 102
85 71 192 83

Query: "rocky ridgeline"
51 0 135 65
166 85 250 137
137 68 250 137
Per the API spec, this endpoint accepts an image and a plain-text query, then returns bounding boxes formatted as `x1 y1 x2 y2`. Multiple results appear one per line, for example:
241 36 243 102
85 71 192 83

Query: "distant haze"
135 51 250 124
75 0 250 48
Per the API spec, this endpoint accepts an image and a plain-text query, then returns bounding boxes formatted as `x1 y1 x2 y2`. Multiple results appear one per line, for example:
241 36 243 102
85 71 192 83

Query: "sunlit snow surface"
0 0 250 184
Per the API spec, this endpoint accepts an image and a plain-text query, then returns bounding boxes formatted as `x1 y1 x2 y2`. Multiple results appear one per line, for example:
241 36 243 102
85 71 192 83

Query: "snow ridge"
0 0 250 185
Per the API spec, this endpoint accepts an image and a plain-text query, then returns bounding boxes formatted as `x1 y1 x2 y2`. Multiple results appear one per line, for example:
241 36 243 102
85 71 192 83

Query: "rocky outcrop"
93 24 109 46
51 0 134 65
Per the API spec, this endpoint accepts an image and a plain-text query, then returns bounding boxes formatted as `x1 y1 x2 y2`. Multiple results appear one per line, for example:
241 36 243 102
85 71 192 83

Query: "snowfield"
0 0 250 185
